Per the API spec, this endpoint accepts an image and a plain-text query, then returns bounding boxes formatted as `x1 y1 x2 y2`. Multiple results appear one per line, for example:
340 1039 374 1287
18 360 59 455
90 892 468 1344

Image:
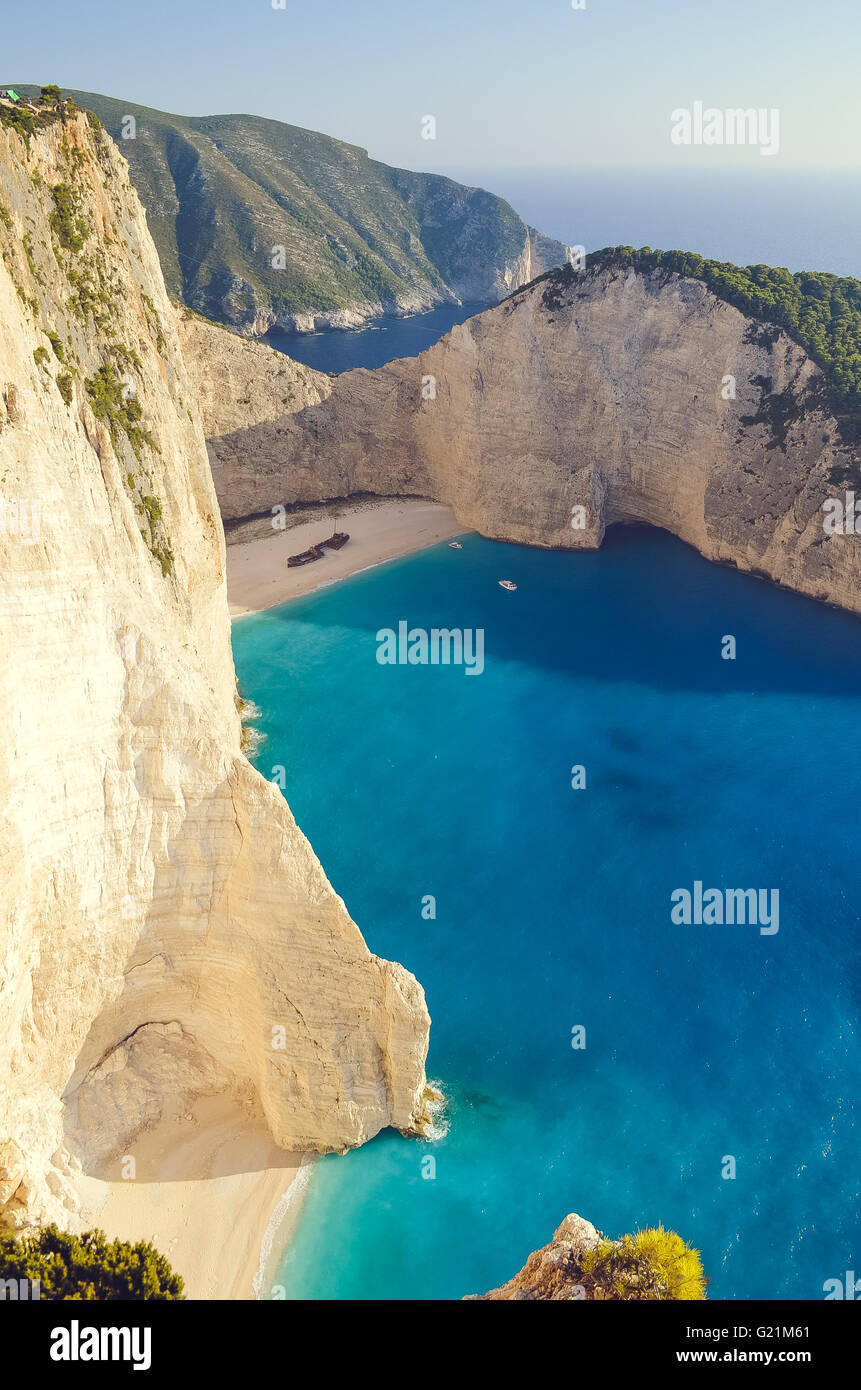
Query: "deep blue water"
233 527 861 1301
266 302 483 374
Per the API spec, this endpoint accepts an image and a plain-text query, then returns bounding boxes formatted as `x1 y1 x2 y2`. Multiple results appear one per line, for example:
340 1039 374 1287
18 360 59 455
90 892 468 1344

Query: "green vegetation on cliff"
85 364 148 453
84 365 173 575
49 181 88 253
0 1224 184 1299
0 84 73 144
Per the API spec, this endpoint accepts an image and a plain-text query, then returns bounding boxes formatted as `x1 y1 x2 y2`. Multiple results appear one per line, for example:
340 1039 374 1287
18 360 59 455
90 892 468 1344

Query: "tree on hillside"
588 245 861 415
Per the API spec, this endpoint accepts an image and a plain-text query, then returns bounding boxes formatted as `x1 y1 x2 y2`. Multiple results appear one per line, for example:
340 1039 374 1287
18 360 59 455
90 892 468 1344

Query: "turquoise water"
233 527 861 1301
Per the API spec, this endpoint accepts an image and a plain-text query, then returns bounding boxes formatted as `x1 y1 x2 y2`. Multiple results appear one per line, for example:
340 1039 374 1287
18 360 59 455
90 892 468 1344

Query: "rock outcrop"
466 1214 708 1301
465 1214 603 1300
0 107 429 1234
196 261 861 615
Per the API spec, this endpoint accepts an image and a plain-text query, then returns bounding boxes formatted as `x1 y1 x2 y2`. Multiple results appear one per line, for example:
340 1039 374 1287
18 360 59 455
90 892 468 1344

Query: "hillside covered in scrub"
8 86 567 334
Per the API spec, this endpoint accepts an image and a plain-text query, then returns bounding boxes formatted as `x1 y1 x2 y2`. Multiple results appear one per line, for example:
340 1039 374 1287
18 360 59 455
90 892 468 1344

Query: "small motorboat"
498 579 517 591
449 542 463 550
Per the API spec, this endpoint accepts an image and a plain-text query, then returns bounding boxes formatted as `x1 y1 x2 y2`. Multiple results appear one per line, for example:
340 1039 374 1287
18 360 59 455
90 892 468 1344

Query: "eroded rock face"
0 111 429 1232
465 1214 603 1300
174 307 332 443
200 262 861 615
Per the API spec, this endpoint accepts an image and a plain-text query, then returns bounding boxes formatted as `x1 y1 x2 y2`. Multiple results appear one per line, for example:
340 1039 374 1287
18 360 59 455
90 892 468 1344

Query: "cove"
232 525 861 1301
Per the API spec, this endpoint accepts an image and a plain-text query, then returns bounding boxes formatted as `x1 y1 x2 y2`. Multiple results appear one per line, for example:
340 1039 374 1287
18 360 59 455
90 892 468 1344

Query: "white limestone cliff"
0 109 430 1235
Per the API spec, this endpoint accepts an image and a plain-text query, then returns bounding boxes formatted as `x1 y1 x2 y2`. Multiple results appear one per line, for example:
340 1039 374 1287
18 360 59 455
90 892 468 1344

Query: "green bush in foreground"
0 1224 184 1300
581 1225 707 1300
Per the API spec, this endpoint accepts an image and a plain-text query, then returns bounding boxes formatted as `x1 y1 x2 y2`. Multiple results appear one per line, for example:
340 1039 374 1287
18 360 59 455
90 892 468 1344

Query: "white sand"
75 1096 308 1301
227 498 465 617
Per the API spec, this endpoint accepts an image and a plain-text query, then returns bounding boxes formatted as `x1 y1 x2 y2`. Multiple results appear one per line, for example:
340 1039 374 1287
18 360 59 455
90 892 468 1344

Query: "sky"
2 0 859 171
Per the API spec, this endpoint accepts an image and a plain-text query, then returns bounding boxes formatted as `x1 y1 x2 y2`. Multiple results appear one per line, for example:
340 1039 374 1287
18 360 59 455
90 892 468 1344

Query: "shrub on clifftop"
38 85 64 107
580 1225 706 1300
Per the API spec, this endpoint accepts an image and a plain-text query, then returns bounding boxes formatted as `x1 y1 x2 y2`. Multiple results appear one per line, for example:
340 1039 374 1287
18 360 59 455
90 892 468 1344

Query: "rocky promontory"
12 88 570 335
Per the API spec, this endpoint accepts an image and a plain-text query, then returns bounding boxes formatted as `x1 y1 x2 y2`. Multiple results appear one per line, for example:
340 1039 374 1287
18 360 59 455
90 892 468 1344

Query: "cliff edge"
465 1214 707 1300
0 105 429 1235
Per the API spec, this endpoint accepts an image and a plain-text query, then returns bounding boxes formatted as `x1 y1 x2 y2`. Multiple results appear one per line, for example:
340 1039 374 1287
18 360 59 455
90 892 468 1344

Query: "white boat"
498 579 517 591
449 541 463 549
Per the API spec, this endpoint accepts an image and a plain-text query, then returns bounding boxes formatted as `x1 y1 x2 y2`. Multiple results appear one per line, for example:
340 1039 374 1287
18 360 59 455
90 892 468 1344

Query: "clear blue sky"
3 0 858 169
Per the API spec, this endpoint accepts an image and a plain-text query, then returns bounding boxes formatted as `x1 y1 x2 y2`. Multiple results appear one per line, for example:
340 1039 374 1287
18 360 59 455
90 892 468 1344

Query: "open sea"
232 527 861 1301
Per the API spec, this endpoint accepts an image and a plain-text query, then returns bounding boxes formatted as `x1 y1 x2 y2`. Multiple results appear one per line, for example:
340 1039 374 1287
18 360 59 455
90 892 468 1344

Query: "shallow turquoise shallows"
232 528 861 1301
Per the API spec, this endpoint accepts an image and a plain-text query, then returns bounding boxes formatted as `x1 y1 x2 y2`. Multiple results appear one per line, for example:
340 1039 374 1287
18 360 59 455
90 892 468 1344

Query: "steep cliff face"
0 109 429 1233
200 261 861 615
14 89 569 334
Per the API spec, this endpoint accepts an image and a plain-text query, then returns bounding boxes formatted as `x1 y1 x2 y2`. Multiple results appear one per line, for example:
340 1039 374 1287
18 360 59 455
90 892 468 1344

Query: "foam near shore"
227 498 464 617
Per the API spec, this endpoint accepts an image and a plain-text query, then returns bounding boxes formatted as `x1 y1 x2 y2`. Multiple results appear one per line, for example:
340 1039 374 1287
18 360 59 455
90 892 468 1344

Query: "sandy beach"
75 1096 308 1301
227 497 465 617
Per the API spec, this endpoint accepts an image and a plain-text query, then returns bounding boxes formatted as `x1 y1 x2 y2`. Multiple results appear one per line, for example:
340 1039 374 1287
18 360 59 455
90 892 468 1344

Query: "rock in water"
196 259 861 616
464 1214 603 1300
